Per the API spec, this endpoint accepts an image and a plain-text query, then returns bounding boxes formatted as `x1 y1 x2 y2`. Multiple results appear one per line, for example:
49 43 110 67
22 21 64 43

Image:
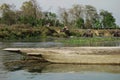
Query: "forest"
0 0 120 41
0 0 119 29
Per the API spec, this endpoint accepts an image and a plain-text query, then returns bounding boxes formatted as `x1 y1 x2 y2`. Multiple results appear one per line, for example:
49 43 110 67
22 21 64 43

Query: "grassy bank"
57 37 120 46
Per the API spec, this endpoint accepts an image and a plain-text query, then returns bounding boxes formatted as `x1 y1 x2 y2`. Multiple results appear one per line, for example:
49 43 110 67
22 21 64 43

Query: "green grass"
57 37 120 46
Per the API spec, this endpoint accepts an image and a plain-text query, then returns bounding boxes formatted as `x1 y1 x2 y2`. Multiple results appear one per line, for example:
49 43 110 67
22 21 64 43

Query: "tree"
93 19 101 29
84 19 92 29
59 8 69 26
0 3 16 25
42 12 57 26
69 4 84 20
68 4 84 27
21 0 42 18
85 5 99 28
75 18 84 28
30 0 42 18
100 10 116 28
20 0 42 26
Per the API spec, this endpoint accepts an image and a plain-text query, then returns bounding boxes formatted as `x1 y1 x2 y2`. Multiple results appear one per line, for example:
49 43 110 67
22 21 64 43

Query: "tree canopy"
0 0 119 29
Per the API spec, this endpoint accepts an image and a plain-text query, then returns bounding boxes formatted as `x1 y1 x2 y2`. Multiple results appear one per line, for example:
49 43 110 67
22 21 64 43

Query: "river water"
0 41 120 80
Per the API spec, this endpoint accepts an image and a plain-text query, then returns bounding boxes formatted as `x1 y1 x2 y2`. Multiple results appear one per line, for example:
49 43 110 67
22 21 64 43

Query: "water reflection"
0 41 120 49
0 42 63 48
4 61 120 74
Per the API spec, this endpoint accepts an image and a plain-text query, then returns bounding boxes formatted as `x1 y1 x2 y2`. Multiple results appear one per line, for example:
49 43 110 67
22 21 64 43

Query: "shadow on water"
0 42 63 49
3 60 120 74
0 40 120 49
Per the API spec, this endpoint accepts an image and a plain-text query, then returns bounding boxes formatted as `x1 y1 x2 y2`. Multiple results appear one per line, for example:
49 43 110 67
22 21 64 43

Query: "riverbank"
0 25 120 41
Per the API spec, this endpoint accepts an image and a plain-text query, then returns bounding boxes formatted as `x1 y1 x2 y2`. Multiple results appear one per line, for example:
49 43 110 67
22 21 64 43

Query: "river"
0 41 120 80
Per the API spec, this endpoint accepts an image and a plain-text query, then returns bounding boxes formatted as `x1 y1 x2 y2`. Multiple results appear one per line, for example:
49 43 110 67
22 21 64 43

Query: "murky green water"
0 41 120 80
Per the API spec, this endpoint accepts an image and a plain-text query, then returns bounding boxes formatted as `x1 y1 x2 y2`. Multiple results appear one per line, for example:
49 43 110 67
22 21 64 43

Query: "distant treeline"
0 0 119 29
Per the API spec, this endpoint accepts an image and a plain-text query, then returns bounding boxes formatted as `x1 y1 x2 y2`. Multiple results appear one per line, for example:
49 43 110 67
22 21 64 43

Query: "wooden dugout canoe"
3 47 120 64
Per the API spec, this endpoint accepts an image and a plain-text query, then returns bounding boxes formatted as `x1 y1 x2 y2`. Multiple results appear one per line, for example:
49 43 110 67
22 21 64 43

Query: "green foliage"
75 18 84 28
93 19 101 29
0 3 16 25
0 25 42 40
58 37 120 46
100 10 116 28
0 2 119 29
18 16 37 26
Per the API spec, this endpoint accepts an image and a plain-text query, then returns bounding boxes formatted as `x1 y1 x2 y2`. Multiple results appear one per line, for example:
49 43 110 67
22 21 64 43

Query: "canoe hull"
42 53 120 64
3 47 120 64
